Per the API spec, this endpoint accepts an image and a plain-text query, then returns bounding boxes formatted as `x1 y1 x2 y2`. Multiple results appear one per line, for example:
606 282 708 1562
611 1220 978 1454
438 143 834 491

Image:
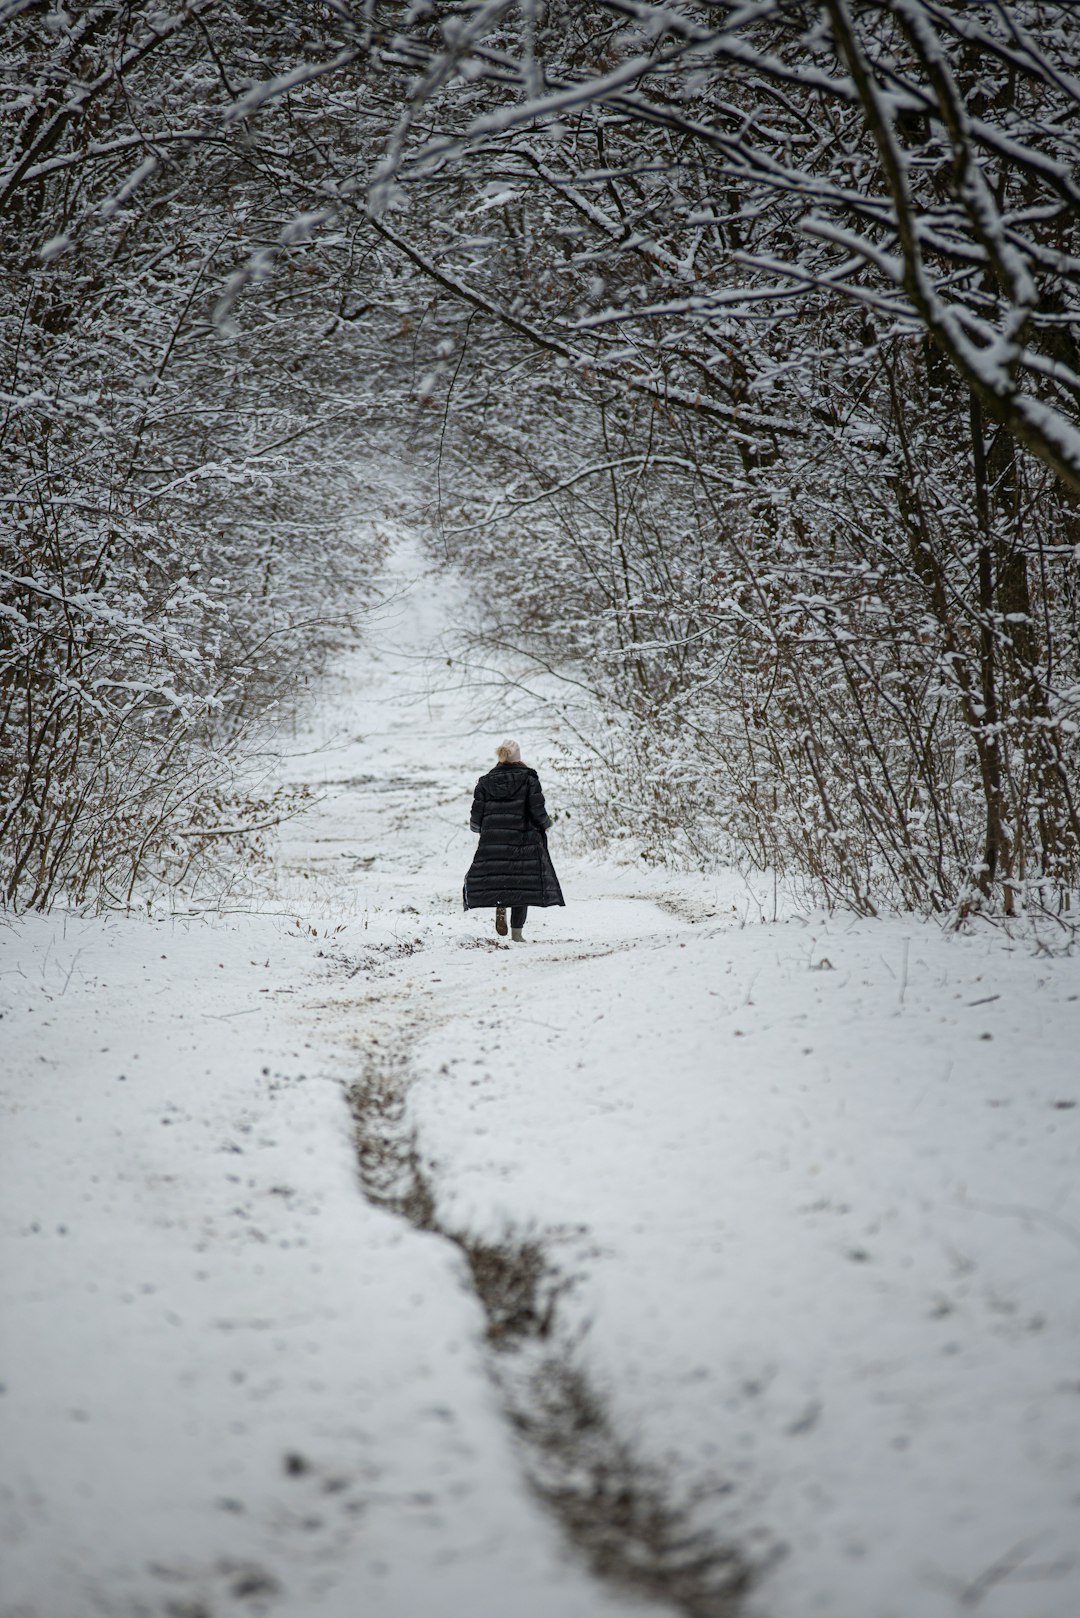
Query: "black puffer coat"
463 762 565 910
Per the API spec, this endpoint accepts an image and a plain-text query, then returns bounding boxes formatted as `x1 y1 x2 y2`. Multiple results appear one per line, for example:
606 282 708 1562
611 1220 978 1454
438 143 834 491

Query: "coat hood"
483 762 534 800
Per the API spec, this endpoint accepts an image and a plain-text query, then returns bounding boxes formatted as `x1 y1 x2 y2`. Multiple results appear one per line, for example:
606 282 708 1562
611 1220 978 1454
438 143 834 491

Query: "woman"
463 740 564 941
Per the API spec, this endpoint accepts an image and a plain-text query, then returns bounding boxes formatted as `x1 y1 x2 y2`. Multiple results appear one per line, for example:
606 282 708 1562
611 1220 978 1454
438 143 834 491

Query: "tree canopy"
3 2 1078 914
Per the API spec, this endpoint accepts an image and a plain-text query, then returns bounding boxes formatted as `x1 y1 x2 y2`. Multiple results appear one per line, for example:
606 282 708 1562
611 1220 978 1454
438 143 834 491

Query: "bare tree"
3 1 1077 914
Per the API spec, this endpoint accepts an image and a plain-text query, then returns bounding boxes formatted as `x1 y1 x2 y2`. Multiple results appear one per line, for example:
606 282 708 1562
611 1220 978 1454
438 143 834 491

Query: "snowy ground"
2 538 1079 1618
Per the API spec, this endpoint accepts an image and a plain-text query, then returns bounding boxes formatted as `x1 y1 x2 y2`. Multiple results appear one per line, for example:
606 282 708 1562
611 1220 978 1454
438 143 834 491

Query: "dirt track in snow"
278 538 1080 1618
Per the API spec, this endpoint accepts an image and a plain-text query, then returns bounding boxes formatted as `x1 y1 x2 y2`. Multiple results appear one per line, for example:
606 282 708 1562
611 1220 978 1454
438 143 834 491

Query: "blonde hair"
495 739 521 764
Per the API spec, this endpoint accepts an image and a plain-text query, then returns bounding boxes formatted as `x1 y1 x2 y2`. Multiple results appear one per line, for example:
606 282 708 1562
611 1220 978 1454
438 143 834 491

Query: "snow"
3 536 1079 1618
1 905 665 1618
408 915 1080 1617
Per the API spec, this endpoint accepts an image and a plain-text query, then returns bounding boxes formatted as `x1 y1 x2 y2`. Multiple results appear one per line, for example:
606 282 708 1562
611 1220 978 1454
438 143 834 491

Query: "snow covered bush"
0 6 399 907
433 323 1080 913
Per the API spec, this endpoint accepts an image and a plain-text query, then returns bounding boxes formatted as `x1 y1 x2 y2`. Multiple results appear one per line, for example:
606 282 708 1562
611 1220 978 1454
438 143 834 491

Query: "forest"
4 0 1079 917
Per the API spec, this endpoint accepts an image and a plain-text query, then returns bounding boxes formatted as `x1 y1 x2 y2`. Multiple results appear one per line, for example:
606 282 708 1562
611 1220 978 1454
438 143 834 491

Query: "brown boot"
495 906 508 937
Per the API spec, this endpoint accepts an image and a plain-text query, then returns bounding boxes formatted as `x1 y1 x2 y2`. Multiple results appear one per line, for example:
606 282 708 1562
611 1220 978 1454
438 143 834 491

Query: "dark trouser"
510 905 528 929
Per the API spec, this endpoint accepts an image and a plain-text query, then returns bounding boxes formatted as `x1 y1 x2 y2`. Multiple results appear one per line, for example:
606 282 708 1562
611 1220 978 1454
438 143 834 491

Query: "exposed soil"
347 1019 762 1618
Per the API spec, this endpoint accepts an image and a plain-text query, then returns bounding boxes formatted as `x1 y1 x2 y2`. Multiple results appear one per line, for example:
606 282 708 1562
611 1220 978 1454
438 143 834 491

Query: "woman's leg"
510 905 528 930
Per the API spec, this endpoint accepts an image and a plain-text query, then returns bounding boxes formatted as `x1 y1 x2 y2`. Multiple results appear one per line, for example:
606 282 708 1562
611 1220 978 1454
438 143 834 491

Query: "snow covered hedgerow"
428 341 1080 916
0 7 406 909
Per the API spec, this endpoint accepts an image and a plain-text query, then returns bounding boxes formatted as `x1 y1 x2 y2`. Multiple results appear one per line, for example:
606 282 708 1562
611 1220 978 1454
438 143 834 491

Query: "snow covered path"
3 538 1080 1618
